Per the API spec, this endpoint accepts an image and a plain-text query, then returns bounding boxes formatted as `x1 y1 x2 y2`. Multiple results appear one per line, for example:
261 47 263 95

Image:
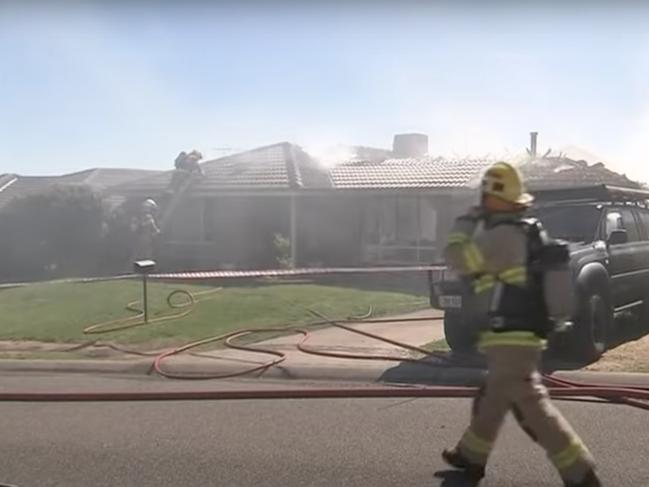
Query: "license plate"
439 295 462 309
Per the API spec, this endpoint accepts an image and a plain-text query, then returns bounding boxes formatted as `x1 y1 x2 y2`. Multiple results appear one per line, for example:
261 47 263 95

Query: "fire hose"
3 276 649 409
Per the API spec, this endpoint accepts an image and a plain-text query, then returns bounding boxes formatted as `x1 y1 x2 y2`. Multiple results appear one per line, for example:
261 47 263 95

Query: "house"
327 156 489 264
112 142 333 270
110 135 491 269
5 133 641 273
108 132 646 271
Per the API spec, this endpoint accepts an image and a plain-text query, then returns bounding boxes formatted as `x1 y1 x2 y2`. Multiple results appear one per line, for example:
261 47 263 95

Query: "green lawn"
0 280 427 346
421 338 450 352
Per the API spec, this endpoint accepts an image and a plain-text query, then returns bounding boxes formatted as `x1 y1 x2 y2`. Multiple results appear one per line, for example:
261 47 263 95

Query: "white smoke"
302 142 356 168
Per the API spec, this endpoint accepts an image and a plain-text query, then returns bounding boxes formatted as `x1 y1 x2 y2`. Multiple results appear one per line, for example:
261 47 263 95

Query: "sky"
2 1 649 183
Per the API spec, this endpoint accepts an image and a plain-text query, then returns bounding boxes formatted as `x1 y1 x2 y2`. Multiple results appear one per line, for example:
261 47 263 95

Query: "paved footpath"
160 308 448 380
3 308 649 388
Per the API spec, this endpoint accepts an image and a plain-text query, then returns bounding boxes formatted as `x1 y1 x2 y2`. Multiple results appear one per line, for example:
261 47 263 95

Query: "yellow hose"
82 287 223 334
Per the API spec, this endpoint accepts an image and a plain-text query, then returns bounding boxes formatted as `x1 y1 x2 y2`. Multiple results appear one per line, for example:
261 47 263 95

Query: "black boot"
442 448 485 481
564 469 602 487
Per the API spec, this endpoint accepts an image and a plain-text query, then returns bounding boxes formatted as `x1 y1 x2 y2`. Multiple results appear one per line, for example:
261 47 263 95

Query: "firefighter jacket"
444 209 574 347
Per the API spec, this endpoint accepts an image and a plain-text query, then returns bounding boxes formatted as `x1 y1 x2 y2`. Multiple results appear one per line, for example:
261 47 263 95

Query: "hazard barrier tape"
0 265 447 289
149 265 446 280
0 274 136 289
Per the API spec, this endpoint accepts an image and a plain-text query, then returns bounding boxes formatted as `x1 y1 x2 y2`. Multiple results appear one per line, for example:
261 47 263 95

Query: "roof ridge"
0 176 18 193
283 143 301 189
202 141 297 167
59 168 97 179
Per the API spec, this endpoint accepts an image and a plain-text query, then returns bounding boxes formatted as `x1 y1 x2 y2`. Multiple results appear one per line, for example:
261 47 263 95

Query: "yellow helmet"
481 162 533 206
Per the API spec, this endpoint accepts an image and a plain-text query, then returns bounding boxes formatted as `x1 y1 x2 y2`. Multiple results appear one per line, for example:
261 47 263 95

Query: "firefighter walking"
441 162 601 486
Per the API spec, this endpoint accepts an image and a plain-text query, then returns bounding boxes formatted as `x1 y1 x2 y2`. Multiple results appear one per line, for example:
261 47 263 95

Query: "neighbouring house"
519 157 642 190
0 168 162 212
0 168 165 281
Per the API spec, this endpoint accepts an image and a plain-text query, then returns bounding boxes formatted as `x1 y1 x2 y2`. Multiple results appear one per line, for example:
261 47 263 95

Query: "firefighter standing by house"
130 198 161 262
441 162 601 487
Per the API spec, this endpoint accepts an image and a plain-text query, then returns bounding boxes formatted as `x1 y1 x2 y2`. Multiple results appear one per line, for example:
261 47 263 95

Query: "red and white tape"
0 274 136 289
150 265 446 280
0 265 446 289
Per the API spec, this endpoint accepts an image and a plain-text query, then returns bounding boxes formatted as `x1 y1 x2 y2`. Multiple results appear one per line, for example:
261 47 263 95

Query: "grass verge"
0 279 427 346
421 338 450 352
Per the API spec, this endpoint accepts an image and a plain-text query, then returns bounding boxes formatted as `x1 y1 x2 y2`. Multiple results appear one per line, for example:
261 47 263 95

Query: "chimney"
530 132 538 157
393 133 428 158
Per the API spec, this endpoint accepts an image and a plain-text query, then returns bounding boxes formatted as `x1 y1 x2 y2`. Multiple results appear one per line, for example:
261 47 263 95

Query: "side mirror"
607 229 628 245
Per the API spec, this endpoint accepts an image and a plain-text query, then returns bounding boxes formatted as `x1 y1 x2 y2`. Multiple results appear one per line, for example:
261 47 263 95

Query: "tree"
0 185 106 281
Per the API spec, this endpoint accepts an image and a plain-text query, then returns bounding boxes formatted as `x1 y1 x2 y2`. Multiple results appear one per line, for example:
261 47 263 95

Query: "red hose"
153 327 303 380
6 286 648 407
152 314 453 380
1 384 649 403
147 311 649 411
543 374 649 411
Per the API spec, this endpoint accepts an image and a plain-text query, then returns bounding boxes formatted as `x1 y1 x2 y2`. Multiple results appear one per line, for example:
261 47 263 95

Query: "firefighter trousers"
455 344 596 483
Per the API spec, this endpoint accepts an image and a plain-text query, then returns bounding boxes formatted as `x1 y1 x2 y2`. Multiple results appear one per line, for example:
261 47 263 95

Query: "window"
620 208 640 242
362 195 438 262
419 198 438 244
533 205 601 243
606 208 641 242
637 210 649 240
396 197 418 245
605 211 623 237
168 198 203 241
366 196 437 246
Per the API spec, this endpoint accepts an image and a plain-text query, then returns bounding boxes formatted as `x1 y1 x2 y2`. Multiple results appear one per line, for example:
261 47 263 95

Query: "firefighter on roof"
441 162 601 487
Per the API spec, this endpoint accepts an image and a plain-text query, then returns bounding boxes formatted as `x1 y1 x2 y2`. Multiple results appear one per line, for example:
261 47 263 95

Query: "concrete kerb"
0 359 154 376
2 357 649 388
0 357 487 384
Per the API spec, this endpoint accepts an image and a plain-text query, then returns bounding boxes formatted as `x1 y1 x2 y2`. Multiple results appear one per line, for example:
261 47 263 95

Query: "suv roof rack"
532 184 649 204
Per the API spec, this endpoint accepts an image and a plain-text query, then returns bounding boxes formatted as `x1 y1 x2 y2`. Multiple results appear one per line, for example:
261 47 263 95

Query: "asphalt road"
0 374 648 487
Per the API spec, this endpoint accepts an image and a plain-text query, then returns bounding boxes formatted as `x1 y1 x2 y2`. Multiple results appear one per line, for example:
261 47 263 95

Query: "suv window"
637 210 649 240
605 211 623 236
533 205 601 243
609 208 641 242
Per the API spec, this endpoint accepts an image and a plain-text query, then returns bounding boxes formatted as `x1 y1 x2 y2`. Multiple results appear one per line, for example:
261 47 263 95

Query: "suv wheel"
444 312 478 354
572 291 610 362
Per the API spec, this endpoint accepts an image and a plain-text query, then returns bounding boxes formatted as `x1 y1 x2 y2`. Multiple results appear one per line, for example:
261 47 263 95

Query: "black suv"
429 184 649 361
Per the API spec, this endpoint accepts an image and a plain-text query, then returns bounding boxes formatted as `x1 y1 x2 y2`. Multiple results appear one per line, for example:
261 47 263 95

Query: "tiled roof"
329 157 492 189
3 148 641 208
0 175 62 210
0 168 160 210
328 155 643 191
197 142 330 191
113 142 331 196
71 168 162 189
0 174 16 188
519 157 643 190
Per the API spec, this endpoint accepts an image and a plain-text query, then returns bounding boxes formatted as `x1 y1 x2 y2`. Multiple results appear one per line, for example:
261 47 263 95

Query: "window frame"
634 208 649 241
604 206 642 243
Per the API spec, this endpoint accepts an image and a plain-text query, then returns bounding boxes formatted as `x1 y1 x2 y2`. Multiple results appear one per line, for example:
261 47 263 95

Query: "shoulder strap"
491 217 545 263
